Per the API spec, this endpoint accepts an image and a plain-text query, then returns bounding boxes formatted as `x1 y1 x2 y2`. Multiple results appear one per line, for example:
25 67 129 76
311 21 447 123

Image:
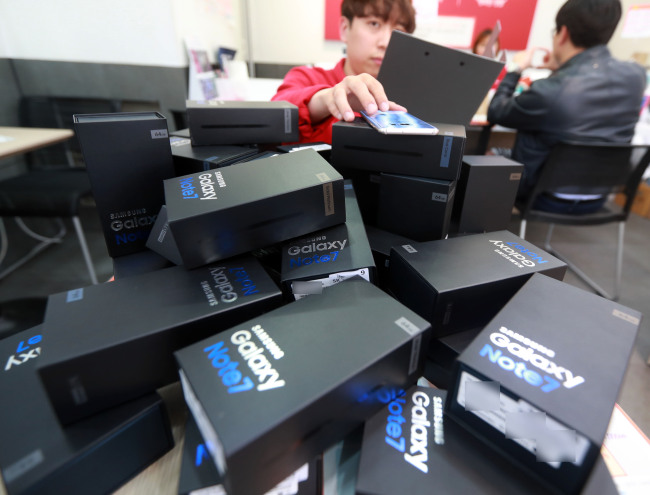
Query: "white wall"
245 0 647 66
246 0 344 67
526 0 650 61
245 0 563 66
0 0 645 69
0 0 243 67
526 0 564 51
171 0 245 65
610 0 650 62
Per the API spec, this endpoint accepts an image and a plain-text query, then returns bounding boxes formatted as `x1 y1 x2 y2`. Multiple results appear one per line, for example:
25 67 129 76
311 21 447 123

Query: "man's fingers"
331 84 355 121
329 74 395 121
387 101 407 112
343 76 378 115
358 74 391 114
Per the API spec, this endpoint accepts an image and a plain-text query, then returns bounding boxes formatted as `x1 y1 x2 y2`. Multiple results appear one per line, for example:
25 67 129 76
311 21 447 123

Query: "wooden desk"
0 126 74 161
465 123 517 156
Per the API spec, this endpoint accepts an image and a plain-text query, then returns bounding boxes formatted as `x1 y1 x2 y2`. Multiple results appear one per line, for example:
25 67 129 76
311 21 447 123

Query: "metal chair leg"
614 222 624 301
542 222 622 301
0 218 66 280
519 219 527 239
0 216 98 285
543 223 555 252
72 216 98 285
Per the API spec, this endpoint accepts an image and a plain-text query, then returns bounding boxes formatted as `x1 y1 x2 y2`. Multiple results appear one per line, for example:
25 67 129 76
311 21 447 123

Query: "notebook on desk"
378 30 505 126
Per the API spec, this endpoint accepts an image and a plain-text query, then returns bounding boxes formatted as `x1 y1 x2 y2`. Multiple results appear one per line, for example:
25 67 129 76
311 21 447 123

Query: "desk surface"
0 126 74 161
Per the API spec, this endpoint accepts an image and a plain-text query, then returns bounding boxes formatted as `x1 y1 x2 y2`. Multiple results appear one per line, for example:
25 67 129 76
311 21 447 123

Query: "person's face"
475 37 489 55
474 36 499 56
474 34 501 55
340 11 407 77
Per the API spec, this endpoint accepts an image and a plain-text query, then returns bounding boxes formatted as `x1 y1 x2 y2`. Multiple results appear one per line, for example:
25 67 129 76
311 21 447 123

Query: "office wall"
0 58 20 123
246 0 647 67
0 0 644 127
0 0 243 67
247 0 560 66
611 0 650 63
247 0 344 67
0 0 246 128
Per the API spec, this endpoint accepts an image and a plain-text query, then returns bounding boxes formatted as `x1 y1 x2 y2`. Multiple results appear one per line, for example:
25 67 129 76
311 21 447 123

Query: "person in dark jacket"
487 0 645 212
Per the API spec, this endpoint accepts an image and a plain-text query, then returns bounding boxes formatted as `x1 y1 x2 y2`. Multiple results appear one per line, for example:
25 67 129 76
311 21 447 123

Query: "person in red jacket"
271 0 416 144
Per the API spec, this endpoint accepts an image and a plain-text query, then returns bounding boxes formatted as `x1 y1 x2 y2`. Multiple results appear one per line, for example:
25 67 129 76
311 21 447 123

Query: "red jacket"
271 58 347 144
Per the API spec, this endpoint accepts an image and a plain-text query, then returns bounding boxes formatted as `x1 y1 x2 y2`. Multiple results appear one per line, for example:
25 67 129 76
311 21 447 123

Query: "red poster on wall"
325 0 343 40
325 0 537 50
437 0 537 50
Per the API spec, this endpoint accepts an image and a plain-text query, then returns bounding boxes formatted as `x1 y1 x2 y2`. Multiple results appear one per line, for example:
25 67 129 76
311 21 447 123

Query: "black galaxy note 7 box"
356 386 617 495
424 328 481 389
277 142 332 162
446 274 641 494
377 173 455 241
175 278 431 495
112 249 174 280
0 325 173 495
389 230 567 338
187 100 299 145
164 149 346 269
178 414 321 495
169 136 259 176
280 182 375 300
364 225 417 292
345 170 381 223
450 155 523 236
331 118 465 182
37 255 283 425
74 112 175 257
146 205 183 265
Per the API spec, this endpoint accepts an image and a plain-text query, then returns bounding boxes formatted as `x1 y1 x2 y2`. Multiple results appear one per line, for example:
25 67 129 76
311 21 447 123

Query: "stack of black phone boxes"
179 414 322 495
169 135 260 176
0 325 174 495
355 385 618 495
364 224 418 293
388 230 567 386
152 149 346 269
330 118 465 241
449 155 524 236
388 230 566 341
424 328 482 389
35 255 283 425
174 279 431 495
446 273 641 494
280 182 376 300
186 100 299 145
73 112 176 258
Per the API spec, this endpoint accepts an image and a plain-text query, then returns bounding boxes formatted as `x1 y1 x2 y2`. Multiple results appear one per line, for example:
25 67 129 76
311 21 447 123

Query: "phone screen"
360 111 439 135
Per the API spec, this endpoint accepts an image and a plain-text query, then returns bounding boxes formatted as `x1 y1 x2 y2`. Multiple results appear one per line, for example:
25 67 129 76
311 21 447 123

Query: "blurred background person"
487 0 645 213
472 27 500 56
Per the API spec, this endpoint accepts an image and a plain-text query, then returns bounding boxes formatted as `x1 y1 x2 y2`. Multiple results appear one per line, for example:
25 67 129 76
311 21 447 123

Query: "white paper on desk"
602 404 650 495
621 5 650 39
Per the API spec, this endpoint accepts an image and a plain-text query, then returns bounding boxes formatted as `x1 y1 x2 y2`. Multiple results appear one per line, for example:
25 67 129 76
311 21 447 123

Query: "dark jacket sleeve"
487 72 560 131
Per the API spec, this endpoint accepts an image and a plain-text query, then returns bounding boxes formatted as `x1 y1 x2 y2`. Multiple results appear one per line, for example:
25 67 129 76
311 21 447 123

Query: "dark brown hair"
556 0 621 48
472 28 500 55
341 0 416 33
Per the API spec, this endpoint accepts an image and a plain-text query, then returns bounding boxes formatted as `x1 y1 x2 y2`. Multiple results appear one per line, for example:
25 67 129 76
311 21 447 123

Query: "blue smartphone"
360 110 439 135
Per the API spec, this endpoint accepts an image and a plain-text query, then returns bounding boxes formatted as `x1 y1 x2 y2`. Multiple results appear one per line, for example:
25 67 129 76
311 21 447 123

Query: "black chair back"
520 141 650 223
19 96 121 168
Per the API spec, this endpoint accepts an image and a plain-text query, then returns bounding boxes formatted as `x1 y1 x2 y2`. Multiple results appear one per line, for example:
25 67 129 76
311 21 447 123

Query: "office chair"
516 141 650 301
0 169 98 284
0 96 120 285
